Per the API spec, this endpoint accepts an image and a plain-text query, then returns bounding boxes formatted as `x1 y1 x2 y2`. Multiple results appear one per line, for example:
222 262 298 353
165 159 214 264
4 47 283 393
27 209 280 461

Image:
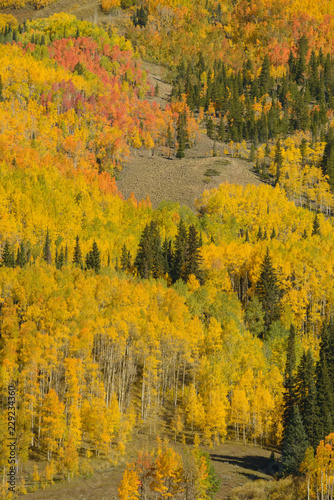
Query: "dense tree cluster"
281 321 334 474
172 44 334 143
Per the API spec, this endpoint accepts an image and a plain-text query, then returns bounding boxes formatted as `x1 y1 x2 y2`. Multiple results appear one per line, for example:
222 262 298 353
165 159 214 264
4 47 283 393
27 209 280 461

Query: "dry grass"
228 476 301 500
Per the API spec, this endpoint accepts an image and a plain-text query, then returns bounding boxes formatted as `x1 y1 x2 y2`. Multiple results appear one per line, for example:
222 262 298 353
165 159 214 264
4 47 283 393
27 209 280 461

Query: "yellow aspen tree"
40 389 65 461
185 384 205 435
118 467 140 500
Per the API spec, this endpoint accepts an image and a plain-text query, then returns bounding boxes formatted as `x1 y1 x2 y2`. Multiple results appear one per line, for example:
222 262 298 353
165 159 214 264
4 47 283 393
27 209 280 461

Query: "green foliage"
255 249 282 335
85 241 101 273
281 405 308 475
245 296 265 338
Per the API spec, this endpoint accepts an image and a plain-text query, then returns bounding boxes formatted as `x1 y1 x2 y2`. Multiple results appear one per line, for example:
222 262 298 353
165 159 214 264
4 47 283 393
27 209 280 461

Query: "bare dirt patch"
117 139 262 211
117 63 262 210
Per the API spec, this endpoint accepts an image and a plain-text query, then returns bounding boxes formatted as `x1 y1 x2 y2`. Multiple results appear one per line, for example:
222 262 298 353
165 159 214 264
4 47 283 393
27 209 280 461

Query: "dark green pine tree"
135 224 153 279
0 75 4 102
315 324 334 442
162 238 173 276
321 127 334 190
282 324 298 436
134 221 163 279
85 241 101 274
311 214 320 236
259 55 272 95
73 236 83 268
120 244 131 272
56 246 65 270
151 225 164 279
281 405 308 476
295 350 318 449
274 139 283 186
176 113 186 159
218 116 225 142
171 219 188 283
43 230 52 265
16 241 27 268
255 248 282 334
300 138 307 166
184 225 203 283
249 143 256 162
1 240 14 267
327 318 334 392
65 244 68 265
206 117 215 139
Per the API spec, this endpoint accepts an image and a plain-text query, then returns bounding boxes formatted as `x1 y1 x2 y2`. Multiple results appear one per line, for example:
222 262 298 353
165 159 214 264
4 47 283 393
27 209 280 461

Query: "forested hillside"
0 1 334 499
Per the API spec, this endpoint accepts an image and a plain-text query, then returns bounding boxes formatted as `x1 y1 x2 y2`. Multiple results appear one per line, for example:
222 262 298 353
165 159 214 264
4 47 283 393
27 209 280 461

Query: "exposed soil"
117 62 262 211
17 440 273 500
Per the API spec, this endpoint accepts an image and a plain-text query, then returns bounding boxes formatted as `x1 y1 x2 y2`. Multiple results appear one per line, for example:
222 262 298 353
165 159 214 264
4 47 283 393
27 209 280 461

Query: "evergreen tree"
311 214 320 236
249 143 256 162
255 248 282 333
65 244 68 265
184 225 203 283
1 240 14 267
0 75 4 102
327 318 334 390
43 230 52 265
171 219 188 283
176 113 186 159
321 127 334 189
85 241 101 274
134 221 163 279
259 55 271 95
120 244 131 272
218 116 225 142
315 324 334 441
295 350 318 449
16 241 27 268
274 139 283 186
73 236 83 268
162 238 173 275
282 324 298 436
281 405 308 475
56 246 65 270
206 117 214 139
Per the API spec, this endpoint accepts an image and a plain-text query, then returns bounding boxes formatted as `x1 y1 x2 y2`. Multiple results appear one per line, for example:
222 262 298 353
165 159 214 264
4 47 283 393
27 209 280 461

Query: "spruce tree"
311 214 320 236
162 238 173 275
73 236 83 268
281 405 308 475
16 241 27 268
56 246 65 270
171 219 188 283
259 55 271 95
85 241 101 274
315 324 334 441
321 127 334 189
274 139 283 186
184 225 203 283
1 240 13 267
134 221 163 279
120 244 131 272
249 143 256 162
255 248 282 333
176 113 186 159
282 324 298 436
295 350 318 449
43 230 52 265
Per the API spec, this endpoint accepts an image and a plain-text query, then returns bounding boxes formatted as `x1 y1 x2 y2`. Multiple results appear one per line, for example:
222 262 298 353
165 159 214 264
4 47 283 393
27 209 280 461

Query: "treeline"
172 36 334 143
